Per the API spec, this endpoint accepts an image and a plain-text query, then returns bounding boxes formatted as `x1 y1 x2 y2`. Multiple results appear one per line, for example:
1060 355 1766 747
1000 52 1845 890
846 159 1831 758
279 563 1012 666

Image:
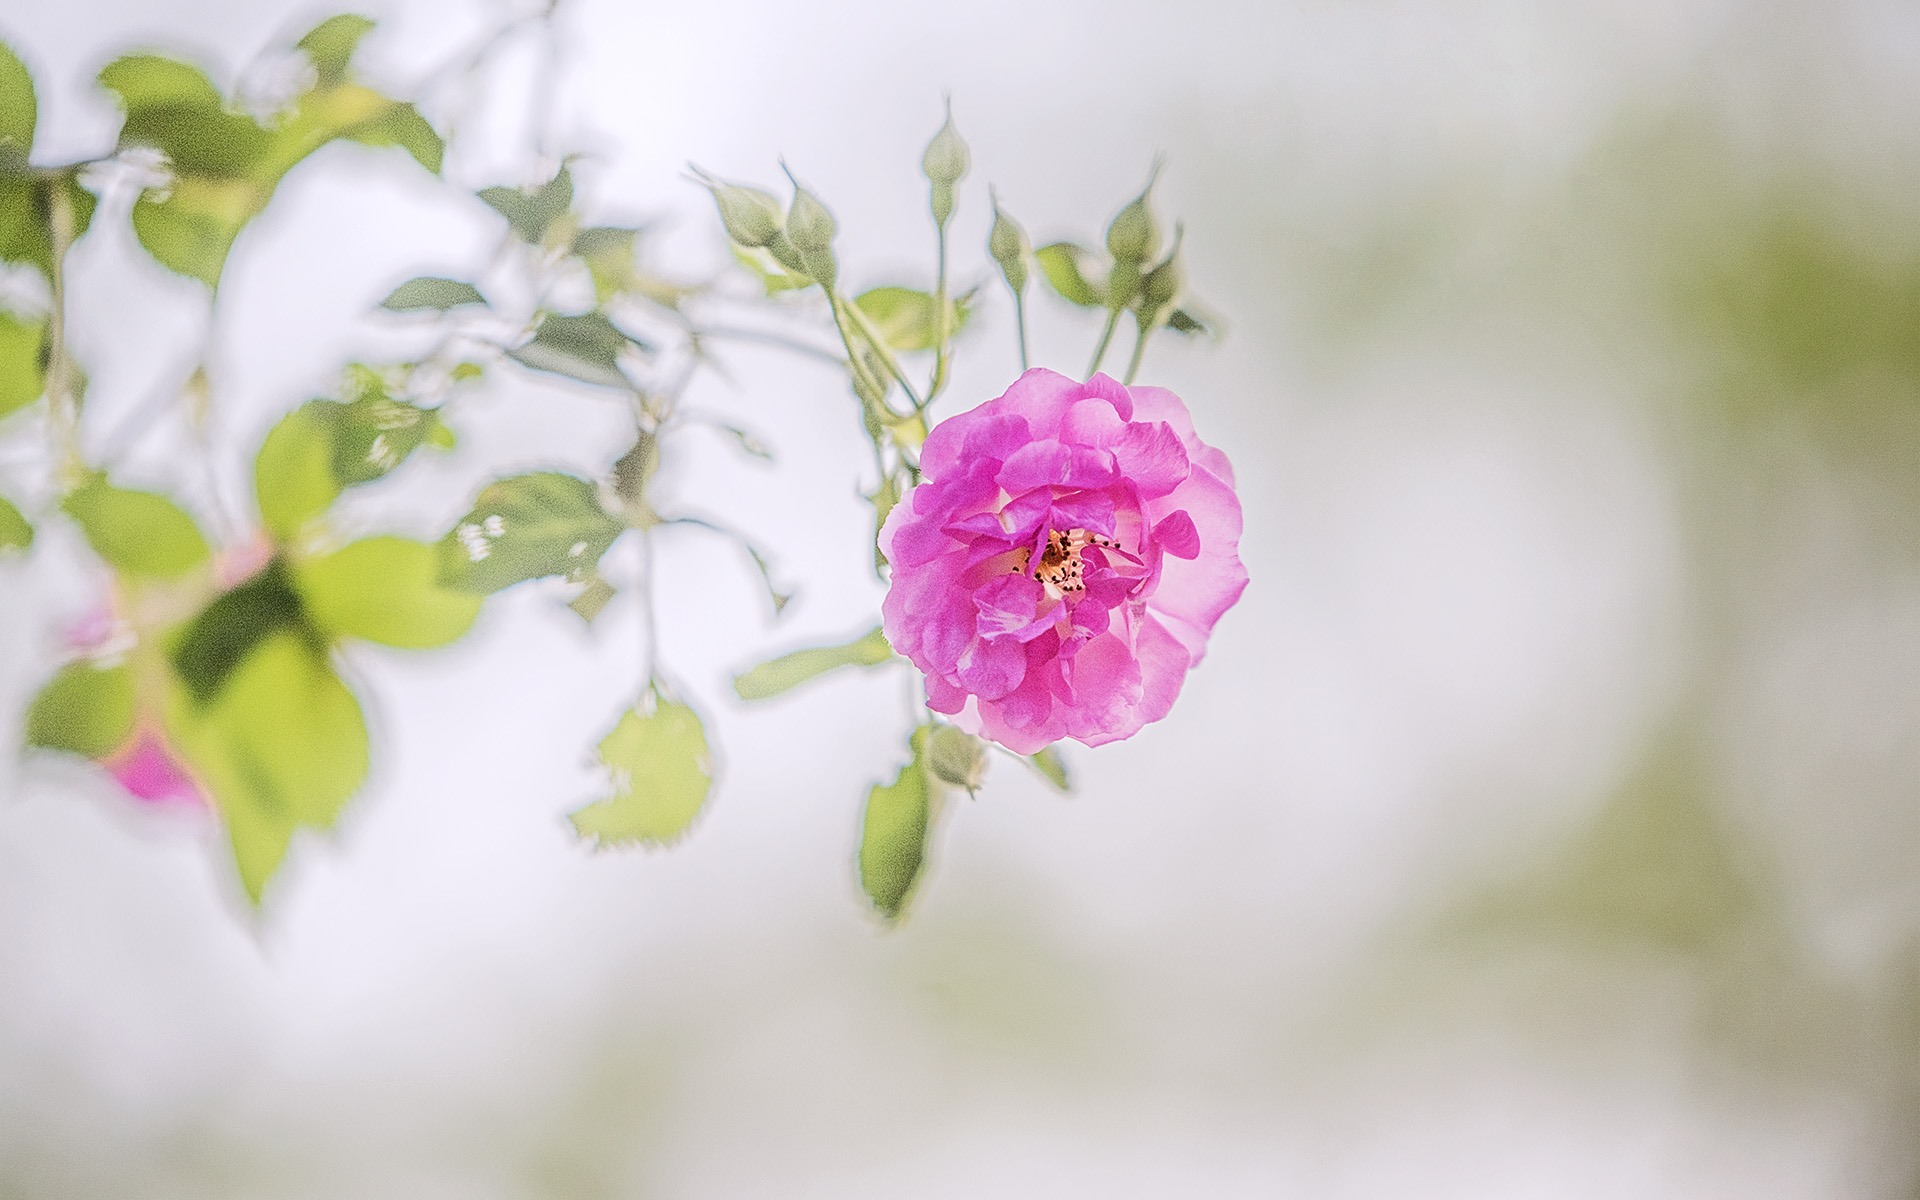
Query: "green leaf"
130 177 259 287
27 661 135 758
0 492 30 552
318 376 442 485
102 53 271 179
0 40 35 153
1026 745 1070 791
1165 305 1221 338
0 173 97 281
168 558 317 704
479 166 572 244
926 724 987 792
860 726 936 921
569 694 713 847
567 573 616 624
345 102 442 174
1035 241 1108 308
732 626 893 700
97 53 223 112
438 471 624 594
729 243 812 294
255 404 342 540
0 308 44 419
867 474 898 574
380 276 485 311
293 536 480 649
165 631 368 903
852 286 973 352
508 311 641 391
63 478 211 579
573 225 637 303
296 14 375 87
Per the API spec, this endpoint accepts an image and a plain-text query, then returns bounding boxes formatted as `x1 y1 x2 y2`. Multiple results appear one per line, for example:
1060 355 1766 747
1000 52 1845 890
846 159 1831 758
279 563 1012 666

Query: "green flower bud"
926 724 987 791
783 171 839 290
695 169 783 248
922 105 970 228
1138 224 1185 320
988 189 1029 294
1105 166 1163 266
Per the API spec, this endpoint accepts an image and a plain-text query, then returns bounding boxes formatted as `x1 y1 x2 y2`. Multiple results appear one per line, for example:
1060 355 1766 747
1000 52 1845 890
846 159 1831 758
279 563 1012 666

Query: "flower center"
1009 528 1120 595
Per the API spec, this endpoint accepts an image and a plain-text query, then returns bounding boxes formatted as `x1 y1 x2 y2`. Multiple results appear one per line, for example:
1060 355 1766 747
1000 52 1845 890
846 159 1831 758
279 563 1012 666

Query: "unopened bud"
1138 224 1185 319
926 724 987 791
922 105 970 227
697 170 783 248
987 190 1029 294
1105 166 1163 266
783 173 839 290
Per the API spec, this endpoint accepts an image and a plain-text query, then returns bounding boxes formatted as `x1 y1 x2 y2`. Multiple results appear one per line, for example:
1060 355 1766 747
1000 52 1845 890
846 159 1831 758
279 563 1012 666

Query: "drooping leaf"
0 309 44 419
27 661 135 758
0 492 30 552
0 39 35 153
507 311 643 391
164 630 368 903
255 404 342 541
296 14 376 87
859 726 937 921
62 477 211 579
479 166 572 244
1035 241 1108 308
925 724 986 792
380 276 485 312
293 536 481 649
852 286 973 352
569 693 713 848
438 471 624 594
168 558 317 703
1026 745 1070 791
732 626 893 700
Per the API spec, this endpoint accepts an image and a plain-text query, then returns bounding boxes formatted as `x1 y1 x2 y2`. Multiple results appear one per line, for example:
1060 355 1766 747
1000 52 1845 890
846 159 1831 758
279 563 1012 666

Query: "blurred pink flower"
103 726 205 806
879 369 1247 753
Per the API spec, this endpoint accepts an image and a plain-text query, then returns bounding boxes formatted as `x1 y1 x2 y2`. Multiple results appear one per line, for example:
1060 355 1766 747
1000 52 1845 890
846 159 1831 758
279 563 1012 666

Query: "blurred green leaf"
129 176 258 287
0 309 44 419
256 404 342 541
572 225 637 303
63 477 211 579
27 661 134 758
168 558 316 703
860 726 936 921
0 173 97 281
294 535 480 649
344 102 442 174
1026 745 1070 791
1165 306 1219 338
319 375 444 485
438 471 623 594
867 474 898 574
165 630 367 903
296 14 375 87
567 573 615 624
853 286 972 352
480 166 572 244
732 626 893 700
0 39 35 153
569 693 713 847
926 723 986 792
730 243 811 294
1035 241 1107 308
508 311 642 391
380 276 485 312
97 53 222 111
0 492 29 552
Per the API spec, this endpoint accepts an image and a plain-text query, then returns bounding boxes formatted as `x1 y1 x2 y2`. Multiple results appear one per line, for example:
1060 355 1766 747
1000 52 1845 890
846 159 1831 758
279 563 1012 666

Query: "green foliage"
859 726 937 921
319 372 447 485
62 477 211 579
0 171 96 281
380 276 486 311
732 626 894 700
730 244 812 294
165 631 369 903
168 558 318 703
438 471 624 594
255 404 343 541
1035 241 1108 307
509 311 644 391
100 18 442 287
27 661 134 758
0 39 35 152
925 723 986 792
480 166 573 245
1026 745 1070 791
0 309 45 419
0 492 29 552
853 286 972 352
294 536 481 649
567 573 616 623
569 692 713 847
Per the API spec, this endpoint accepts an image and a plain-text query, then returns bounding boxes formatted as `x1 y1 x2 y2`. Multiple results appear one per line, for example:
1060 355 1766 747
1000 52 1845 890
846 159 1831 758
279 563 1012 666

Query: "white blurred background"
2 0 1918 1195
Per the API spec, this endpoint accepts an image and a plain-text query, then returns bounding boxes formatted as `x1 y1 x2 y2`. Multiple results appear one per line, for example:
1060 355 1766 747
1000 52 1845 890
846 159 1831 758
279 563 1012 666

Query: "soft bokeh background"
3 0 1918 1195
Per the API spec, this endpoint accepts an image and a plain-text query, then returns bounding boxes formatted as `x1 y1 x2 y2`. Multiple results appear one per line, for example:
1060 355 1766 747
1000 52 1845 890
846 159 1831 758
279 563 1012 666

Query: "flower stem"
1122 318 1151 385
1012 289 1030 373
930 222 951 402
840 293 927 411
1087 306 1122 378
44 181 81 488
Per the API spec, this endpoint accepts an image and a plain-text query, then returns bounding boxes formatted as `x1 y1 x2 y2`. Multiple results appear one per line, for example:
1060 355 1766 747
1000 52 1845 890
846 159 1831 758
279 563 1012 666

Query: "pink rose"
879 369 1247 753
